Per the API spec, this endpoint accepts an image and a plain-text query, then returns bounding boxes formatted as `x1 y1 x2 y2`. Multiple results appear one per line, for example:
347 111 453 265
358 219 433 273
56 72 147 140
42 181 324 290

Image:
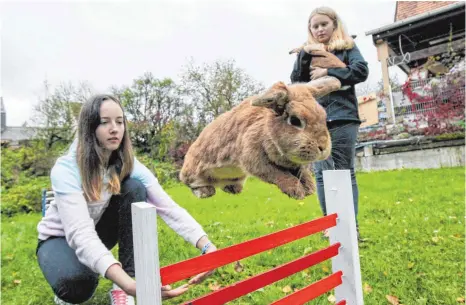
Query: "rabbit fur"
179 76 341 200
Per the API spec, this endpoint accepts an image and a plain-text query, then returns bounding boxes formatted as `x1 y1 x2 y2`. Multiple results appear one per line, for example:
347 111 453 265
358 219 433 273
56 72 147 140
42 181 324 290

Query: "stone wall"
355 137 464 171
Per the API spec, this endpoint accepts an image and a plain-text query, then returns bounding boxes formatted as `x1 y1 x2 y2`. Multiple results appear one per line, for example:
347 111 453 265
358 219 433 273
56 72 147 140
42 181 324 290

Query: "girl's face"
95 100 125 152
310 14 335 44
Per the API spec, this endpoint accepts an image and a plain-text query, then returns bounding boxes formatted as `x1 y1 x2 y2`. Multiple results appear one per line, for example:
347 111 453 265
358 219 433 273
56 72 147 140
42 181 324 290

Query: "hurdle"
132 169 364 305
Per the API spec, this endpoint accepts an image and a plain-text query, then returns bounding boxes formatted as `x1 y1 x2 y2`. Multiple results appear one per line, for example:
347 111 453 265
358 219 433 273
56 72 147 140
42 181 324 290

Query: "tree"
32 80 93 149
115 73 183 156
356 74 401 97
179 58 265 130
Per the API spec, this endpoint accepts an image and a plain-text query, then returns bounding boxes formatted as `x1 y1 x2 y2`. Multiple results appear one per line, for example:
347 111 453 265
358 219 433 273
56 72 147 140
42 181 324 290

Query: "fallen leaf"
234 261 244 273
322 266 330 273
282 285 292 293
408 198 413 202
303 247 313 255
386 295 400 305
363 283 373 294
267 251 272 254
298 201 305 206
408 262 415 269
432 236 439 243
457 296 465 303
208 281 221 291
327 294 336 303
13 280 21 285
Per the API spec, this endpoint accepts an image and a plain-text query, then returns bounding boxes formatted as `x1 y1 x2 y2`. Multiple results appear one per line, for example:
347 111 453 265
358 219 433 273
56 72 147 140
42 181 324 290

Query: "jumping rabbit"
179 76 341 200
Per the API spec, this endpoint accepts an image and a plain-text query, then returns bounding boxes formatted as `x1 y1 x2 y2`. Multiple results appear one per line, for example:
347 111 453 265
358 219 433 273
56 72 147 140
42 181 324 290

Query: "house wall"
395 1 458 21
358 99 379 128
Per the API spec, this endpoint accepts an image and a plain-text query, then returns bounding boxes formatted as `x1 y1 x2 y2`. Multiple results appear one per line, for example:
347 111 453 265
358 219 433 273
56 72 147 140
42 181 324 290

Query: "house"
365 1 465 123
357 93 382 128
1 97 38 146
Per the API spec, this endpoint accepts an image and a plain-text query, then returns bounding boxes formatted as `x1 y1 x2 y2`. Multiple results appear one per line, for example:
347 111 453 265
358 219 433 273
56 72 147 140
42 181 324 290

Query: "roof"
1 126 37 142
357 93 378 105
365 2 465 70
366 2 465 37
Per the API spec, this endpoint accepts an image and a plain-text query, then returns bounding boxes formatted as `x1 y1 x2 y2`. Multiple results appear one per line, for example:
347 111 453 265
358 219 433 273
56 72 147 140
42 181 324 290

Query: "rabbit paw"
300 170 316 196
279 179 306 200
192 186 216 198
222 184 243 194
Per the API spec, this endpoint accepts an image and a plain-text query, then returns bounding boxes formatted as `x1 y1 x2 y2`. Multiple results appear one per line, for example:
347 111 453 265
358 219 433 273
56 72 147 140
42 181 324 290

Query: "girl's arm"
51 158 121 278
326 45 369 86
130 158 211 249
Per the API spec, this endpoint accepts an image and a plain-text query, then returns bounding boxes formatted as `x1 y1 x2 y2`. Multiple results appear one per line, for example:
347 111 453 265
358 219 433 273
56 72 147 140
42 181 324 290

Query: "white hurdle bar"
131 169 364 305
131 201 163 305
324 169 364 305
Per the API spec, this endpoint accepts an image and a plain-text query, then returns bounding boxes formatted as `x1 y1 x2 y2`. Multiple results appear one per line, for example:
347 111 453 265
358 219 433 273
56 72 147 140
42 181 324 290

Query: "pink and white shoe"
109 285 135 305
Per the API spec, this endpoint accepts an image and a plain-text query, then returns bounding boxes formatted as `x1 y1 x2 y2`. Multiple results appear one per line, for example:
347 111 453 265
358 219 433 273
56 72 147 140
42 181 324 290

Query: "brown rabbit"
179 76 341 200
289 44 347 69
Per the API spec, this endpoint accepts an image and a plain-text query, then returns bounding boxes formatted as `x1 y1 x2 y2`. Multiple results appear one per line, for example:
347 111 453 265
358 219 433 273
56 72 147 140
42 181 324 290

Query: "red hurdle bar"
270 271 343 305
131 170 364 305
181 243 341 305
161 213 337 285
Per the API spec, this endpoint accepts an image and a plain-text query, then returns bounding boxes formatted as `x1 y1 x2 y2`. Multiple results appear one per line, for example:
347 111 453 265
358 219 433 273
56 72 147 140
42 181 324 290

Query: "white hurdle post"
131 201 163 305
323 170 364 305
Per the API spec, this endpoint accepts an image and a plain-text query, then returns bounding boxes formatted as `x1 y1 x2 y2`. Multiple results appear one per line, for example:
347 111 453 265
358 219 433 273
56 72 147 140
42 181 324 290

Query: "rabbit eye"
287 115 304 128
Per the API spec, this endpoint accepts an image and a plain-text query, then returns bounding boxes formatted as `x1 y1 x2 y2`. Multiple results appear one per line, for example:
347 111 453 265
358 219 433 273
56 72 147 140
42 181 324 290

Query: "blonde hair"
307 7 354 51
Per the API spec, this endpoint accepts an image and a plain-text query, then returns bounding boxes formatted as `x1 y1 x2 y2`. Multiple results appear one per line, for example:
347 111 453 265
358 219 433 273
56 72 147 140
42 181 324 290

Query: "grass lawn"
1 167 464 305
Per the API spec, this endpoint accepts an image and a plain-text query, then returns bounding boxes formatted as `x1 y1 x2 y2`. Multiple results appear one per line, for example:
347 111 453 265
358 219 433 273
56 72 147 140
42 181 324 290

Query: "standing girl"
290 6 369 238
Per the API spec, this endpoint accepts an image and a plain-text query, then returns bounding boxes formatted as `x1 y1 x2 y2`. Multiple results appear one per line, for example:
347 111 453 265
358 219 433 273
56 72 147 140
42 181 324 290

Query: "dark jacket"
290 45 369 123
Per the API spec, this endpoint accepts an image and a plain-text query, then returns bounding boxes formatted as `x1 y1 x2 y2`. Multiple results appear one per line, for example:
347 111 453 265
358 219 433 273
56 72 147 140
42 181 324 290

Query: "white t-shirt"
37 140 207 277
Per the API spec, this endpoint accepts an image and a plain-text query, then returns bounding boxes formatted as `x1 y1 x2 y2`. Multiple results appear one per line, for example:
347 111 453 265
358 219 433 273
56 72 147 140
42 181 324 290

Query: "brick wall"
395 1 458 21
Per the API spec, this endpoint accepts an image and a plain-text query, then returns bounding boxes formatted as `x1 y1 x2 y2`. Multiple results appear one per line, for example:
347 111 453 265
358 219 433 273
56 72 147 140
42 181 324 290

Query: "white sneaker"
109 284 135 305
54 295 74 305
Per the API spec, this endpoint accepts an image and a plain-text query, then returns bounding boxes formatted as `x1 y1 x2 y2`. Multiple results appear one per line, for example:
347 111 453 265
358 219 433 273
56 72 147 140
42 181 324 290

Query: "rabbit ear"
251 82 289 115
305 76 342 99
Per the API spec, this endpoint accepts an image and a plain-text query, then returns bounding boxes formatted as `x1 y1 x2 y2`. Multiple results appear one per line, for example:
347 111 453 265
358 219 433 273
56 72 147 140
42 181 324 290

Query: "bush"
136 154 179 188
1 141 67 190
1 141 68 217
1 176 50 217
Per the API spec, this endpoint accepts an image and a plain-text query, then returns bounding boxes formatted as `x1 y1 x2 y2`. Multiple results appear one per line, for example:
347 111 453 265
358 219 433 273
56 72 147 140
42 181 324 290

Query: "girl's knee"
121 178 147 199
53 274 98 304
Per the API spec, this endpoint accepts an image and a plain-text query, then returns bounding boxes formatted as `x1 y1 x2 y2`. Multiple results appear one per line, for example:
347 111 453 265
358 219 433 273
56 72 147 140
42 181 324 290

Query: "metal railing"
390 71 465 123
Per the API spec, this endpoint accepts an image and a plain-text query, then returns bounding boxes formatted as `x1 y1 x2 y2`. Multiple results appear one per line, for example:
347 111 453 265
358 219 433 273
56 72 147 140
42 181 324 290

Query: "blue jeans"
313 121 360 225
36 178 147 304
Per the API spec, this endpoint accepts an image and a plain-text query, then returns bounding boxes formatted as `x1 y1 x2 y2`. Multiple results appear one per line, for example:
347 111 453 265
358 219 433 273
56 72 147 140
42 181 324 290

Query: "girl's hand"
310 67 328 80
161 284 190 300
188 244 218 285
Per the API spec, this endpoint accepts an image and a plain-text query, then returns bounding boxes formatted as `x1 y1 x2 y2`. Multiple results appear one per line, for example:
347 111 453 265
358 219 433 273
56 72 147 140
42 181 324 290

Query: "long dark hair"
77 94 134 202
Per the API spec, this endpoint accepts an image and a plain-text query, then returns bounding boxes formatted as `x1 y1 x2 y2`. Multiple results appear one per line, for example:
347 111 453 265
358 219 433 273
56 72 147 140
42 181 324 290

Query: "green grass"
1 167 464 305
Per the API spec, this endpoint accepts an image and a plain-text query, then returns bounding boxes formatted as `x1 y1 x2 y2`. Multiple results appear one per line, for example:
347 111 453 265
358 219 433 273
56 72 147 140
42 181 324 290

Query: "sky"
1 0 406 127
